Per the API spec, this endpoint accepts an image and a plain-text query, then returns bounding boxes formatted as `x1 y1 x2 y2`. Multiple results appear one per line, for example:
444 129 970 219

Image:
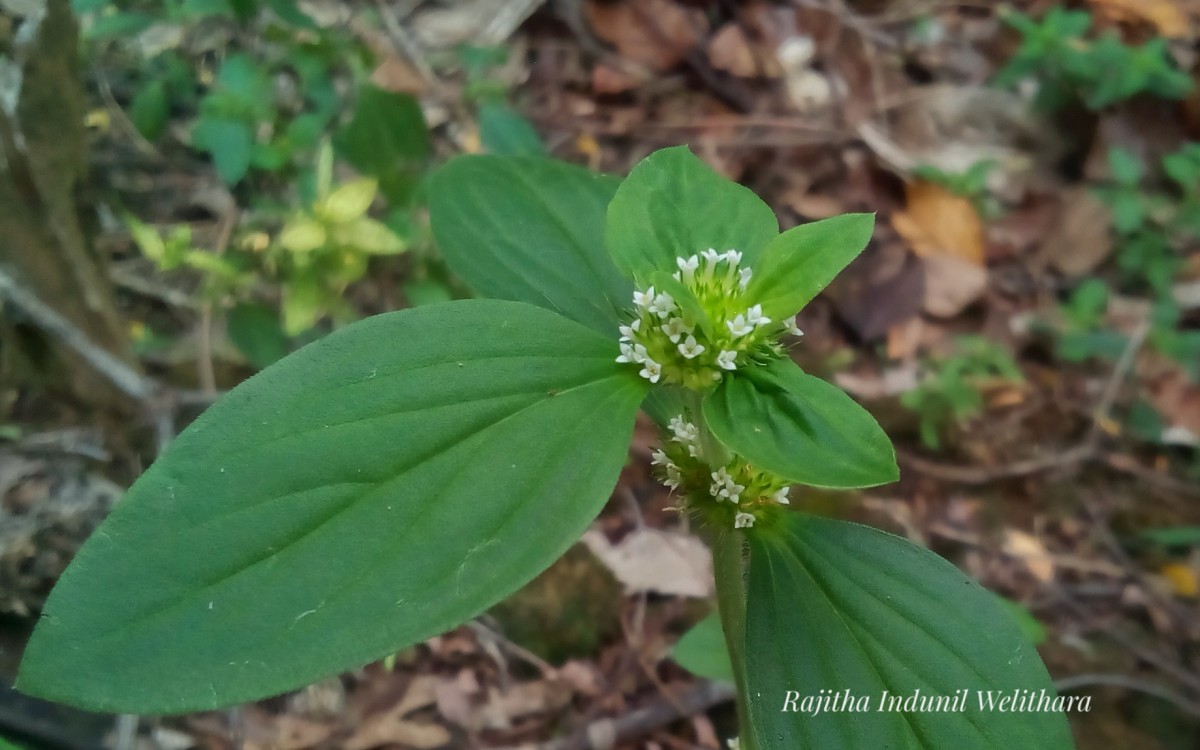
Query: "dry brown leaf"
243 714 335 750
892 180 986 264
921 255 988 318
1002 530 1055 583
1145 368 1200 445
343 676 442 750
581 527 712 598
707 23 780 77
479 680 574 730
1038 188 1114 276
370 56 427 94
585 0 705 71
1090 0 1193 37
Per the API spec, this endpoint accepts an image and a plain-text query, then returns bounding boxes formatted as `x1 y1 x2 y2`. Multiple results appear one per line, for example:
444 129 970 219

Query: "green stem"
713 529 757 750
687 391 756 748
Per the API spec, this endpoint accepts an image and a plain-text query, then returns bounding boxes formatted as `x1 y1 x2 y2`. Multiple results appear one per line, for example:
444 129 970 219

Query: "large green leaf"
744 213 875 320
605 146 778 284
746 514 1076 749
18 301 646 713
703 358 897 489
429 155 630 335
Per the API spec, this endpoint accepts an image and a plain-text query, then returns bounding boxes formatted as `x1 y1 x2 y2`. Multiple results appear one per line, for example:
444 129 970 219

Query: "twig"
1087 319 1150 445
372 0 438 84
491 680 736 750
0 265 155 402
1055 674 1200 721
897 443 1094 484
468 620 557 679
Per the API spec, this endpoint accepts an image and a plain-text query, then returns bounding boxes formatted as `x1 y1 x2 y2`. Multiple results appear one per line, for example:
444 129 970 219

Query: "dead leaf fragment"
1002 529 1056 583
708 23 780 77
581 527 712 598
921 254 989 318
1161 562 1198 598
892 180 986 264
1090 0 1193 37
1037 188 1114 276
585 0 705 71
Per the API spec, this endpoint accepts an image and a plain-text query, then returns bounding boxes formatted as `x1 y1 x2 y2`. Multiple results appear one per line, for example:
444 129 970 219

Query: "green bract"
19 146 1073 750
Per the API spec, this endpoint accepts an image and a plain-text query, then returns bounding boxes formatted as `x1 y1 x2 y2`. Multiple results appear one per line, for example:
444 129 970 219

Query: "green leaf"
84 11 154 39
994 595 1048 646
479 103 545 156
745 214 875 320
279 216 327 253
193 117 254 185
227 303 289 369
605 146 778 284
130 80 169 141
316 179 379 224
330 218 407 255
1140 526 1200 548
746 514 1076 750
429 155 631 335
125 214 166 264
17 301 647 713
1108 147 1143 185
335 86 429 205
673 613 734 683
703 358 897 489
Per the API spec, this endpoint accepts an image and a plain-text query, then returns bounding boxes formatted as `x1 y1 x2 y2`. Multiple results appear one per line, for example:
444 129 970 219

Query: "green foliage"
912 161 1003 218
21 146 1068 748
901 336 1023 450
1052 278 1128 364
456 45 546 155
994 7 1192 110
704 358 897 489
746 514 1073 749
673 613 735 683
18 302 647 711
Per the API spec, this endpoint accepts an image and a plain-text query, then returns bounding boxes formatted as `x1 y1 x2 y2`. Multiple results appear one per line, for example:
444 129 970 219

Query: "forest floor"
2 0 1200 748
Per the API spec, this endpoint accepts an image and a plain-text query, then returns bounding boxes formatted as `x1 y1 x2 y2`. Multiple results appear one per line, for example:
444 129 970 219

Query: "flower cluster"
616 250 803 389
652 414 792 530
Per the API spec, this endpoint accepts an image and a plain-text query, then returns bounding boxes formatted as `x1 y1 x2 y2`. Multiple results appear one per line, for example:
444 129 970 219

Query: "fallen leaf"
370 56 427 94
826 244 925 341
1160 562 1198 598
1144 367 1200 445
1037 188 1114 276
479 680 574 730
1002 530 1055 583
1090 0 1193 37
343 676 444 750
581 527 712 598
921 254 989 318
585 0 705 71
892 180 986 264
707 23 780 77
243 714 335 750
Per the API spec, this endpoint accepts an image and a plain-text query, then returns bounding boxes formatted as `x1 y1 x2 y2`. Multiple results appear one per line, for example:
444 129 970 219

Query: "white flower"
716 350 738 371
669 416 699 444
648 292 677 319
677 335 706 359
651 449 672 467
785 315 804 336
734 512 756 529
618 319 641 341
710 467 744 502
772 486 790 505
676 255 699 284
660 316 691 343
664 464 682 489
739 267 753 290
633 286 656 309
727 740 741 750
726 314 753 338
639 358 662 383
745 304 771 328
616 342 648 364
723 249 743 267
700 248 722 282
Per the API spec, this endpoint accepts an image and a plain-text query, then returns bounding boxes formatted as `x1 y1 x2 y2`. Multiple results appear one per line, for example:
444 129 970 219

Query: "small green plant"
901 336 1024 450
912 160 1003 218
1051 277 1129 364
994 7 1192 110
18 148 1073 748
275 144 407 334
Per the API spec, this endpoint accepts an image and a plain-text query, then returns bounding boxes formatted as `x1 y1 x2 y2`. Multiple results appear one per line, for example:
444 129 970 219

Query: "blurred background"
1 0 1199 747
